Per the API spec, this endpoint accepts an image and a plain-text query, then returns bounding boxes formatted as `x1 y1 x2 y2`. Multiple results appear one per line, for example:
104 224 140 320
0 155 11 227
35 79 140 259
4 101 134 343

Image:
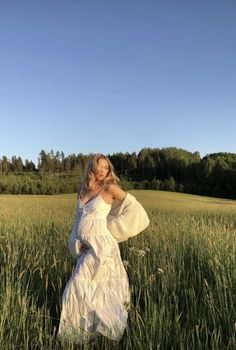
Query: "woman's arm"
106 183 127 202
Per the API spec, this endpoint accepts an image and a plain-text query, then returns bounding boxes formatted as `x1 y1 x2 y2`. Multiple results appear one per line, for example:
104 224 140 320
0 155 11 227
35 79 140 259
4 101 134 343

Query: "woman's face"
93 158 109 181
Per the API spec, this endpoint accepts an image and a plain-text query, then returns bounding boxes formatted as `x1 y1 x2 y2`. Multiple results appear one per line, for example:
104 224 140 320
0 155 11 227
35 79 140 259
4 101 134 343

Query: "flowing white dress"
57 189 131 344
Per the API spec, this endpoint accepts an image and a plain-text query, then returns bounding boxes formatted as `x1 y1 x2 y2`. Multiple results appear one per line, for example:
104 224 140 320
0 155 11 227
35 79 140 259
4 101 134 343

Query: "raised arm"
106 183 127 202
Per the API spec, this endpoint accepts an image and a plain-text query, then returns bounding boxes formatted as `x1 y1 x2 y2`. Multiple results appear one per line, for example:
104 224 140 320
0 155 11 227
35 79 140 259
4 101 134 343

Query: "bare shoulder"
105 183 127 202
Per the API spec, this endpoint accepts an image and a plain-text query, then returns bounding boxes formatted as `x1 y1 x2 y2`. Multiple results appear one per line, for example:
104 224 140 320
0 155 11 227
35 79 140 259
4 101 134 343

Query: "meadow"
0 190 236 349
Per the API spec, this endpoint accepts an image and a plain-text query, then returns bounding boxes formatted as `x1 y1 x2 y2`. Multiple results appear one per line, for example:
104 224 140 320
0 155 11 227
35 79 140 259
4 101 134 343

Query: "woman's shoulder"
105 182 120 191
105 182 126 201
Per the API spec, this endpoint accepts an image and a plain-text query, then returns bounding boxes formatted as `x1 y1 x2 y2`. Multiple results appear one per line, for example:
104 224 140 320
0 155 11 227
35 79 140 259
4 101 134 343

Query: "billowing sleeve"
107 193 150 242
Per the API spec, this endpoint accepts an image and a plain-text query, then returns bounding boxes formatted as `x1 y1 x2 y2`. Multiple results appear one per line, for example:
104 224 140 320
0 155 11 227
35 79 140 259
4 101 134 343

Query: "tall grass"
0 191 236 349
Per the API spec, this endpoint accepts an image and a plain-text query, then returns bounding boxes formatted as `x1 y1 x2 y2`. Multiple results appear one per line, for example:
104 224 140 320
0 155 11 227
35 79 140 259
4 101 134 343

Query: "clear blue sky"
0 0 235 165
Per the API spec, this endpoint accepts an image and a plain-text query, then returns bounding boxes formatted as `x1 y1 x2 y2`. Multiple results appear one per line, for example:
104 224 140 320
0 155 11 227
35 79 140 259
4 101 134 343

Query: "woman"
58 153 149 345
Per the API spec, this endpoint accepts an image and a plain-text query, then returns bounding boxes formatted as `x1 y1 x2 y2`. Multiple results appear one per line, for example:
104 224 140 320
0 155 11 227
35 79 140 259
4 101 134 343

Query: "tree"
1 156 10 174
164 177 176 191
25 160 36 172
11 156 24 173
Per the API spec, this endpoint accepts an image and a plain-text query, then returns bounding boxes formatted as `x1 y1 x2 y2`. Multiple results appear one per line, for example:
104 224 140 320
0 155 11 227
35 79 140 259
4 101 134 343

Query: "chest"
80 189 113 205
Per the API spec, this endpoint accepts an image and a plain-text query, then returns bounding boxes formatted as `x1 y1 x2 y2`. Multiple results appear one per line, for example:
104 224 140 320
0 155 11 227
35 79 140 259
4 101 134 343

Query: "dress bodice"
72 194 115 249
78 194 112 219
73 184 113 242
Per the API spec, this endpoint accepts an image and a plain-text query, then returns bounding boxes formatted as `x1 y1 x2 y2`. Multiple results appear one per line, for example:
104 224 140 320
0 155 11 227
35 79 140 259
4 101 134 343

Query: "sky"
0 0 236 165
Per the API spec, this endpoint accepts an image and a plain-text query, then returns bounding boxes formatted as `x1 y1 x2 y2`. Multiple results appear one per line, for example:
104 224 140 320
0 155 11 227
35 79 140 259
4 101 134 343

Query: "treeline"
1 148 236 199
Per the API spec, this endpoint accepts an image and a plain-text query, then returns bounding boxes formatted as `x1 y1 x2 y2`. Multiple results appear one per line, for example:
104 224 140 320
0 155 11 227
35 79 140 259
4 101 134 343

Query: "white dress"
57 188 131 344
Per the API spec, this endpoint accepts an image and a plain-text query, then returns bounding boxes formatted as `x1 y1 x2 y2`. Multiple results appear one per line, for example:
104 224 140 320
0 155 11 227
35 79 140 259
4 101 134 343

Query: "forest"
0 148 236 199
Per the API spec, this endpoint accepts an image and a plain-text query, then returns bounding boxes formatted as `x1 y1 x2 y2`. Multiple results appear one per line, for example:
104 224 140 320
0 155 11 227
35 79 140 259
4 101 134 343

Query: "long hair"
83 154 120 191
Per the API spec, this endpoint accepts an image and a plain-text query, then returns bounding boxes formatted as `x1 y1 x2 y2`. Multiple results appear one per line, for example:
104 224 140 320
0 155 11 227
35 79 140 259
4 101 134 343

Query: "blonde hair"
83 153 120 191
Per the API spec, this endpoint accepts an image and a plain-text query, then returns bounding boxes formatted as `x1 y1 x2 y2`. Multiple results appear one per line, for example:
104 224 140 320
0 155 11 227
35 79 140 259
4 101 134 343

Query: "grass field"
0 190 236 349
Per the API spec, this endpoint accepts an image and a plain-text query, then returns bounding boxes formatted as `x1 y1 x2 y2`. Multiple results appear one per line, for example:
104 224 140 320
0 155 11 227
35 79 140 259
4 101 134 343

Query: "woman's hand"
79 243 90 254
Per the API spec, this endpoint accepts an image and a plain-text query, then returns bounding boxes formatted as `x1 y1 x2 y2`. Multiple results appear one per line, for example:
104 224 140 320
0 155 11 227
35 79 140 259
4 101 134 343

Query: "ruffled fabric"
58 195 130 344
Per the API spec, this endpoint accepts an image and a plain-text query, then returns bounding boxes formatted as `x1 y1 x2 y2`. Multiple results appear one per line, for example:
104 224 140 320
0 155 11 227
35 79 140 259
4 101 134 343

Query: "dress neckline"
79 193 99 206
78 183 112 207
79 193 112 207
